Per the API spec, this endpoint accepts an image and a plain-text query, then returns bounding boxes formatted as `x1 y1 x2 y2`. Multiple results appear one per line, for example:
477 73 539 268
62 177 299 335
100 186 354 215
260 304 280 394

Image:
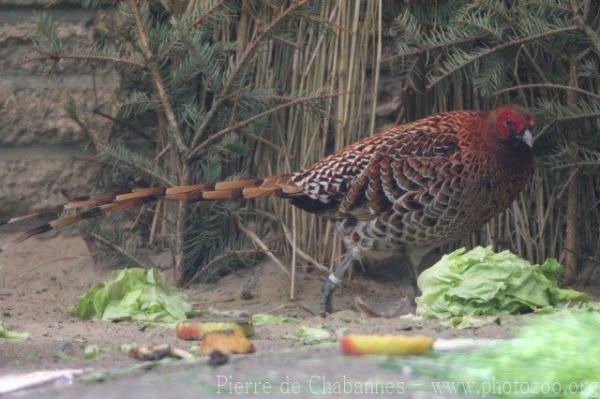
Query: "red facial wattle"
496 108 534 148
497 110 525 138
497 110 511 139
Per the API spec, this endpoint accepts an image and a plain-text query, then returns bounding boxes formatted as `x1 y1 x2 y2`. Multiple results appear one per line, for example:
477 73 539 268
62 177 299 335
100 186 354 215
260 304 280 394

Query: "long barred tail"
0 175 302 253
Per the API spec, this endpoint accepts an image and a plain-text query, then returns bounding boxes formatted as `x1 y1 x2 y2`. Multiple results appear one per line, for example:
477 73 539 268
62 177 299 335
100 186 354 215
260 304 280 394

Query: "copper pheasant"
0 104 535 314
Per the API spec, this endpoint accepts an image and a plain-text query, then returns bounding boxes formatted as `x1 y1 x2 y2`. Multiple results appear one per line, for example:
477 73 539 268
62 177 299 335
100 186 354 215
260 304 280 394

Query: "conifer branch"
235 216 290 277
243 131 292 158
81 228 152 268
129 0 190 155
382 35 480 62
572 3 600 52
427 25 578 89
189 91 341 159
183 248 260 287
189 0 310 153
92 108 154 141
494 84 600 100
158 0 228 61
101 144 174 186
29 50 144 69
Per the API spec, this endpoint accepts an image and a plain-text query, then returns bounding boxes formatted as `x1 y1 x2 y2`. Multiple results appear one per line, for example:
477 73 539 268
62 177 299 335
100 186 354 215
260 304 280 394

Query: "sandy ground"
2 232 571 398
0 233 523 375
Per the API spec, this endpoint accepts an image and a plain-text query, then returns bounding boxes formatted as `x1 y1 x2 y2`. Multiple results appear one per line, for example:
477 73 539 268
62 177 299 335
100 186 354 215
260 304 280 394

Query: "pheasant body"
291 108 533 265
0 104 535 314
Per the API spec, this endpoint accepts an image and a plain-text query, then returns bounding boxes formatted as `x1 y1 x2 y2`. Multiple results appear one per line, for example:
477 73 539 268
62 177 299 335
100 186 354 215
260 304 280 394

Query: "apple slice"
340 334 434 356
201 330 255 355
176 321 255 340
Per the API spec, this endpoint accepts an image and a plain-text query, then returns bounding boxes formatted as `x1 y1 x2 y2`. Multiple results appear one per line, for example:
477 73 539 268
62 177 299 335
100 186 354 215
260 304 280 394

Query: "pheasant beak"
520 129 534 148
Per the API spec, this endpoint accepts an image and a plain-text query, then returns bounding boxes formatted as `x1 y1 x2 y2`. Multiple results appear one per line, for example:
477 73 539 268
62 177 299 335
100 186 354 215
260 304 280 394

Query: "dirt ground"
0 232 524 377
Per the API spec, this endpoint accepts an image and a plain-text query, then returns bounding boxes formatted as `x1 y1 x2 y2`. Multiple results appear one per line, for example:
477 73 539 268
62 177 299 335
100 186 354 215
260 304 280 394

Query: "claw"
353 296 383 317
353 296 415 318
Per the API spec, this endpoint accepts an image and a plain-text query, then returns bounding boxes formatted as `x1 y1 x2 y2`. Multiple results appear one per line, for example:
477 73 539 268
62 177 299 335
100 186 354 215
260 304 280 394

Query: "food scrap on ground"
416 246 587 327
128 343 194 361
284 326 332 345
341 334 499 356
0 322 29 341
83 345 100 360
251 313 299 326
340 335 434 356
176 321 254 340
71 268 195 325
200 330 255 355
399 311 600 398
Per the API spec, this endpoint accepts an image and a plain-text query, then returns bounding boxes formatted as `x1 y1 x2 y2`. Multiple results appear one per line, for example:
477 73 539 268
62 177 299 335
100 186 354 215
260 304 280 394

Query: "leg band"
328 273 341 285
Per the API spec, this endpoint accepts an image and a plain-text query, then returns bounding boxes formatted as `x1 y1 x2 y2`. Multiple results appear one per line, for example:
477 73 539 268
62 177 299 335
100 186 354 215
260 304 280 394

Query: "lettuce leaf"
72 268 195 325
252 314 299 326
0 322 29 340
443 311 600 397
416 247 586 324
284 326 331 345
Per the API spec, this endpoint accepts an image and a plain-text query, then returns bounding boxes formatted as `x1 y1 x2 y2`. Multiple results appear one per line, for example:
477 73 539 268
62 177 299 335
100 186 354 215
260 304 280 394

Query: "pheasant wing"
340 127 460 218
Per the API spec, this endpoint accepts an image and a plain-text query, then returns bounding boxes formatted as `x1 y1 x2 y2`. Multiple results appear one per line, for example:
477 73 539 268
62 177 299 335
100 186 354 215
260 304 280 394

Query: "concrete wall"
0 1 115 216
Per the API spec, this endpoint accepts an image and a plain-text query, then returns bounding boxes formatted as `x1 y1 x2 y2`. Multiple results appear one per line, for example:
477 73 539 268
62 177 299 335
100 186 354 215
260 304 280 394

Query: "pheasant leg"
321 253 354 315
409 261 422 300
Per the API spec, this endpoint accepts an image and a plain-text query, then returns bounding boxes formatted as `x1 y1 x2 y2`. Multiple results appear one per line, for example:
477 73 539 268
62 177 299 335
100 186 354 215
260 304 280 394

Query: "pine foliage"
30 0 600 286
32 0 331 284
388 0 600 280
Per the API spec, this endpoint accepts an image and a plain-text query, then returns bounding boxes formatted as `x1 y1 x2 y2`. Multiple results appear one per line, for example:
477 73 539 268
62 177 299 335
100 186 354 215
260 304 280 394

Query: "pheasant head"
487 104 535 150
